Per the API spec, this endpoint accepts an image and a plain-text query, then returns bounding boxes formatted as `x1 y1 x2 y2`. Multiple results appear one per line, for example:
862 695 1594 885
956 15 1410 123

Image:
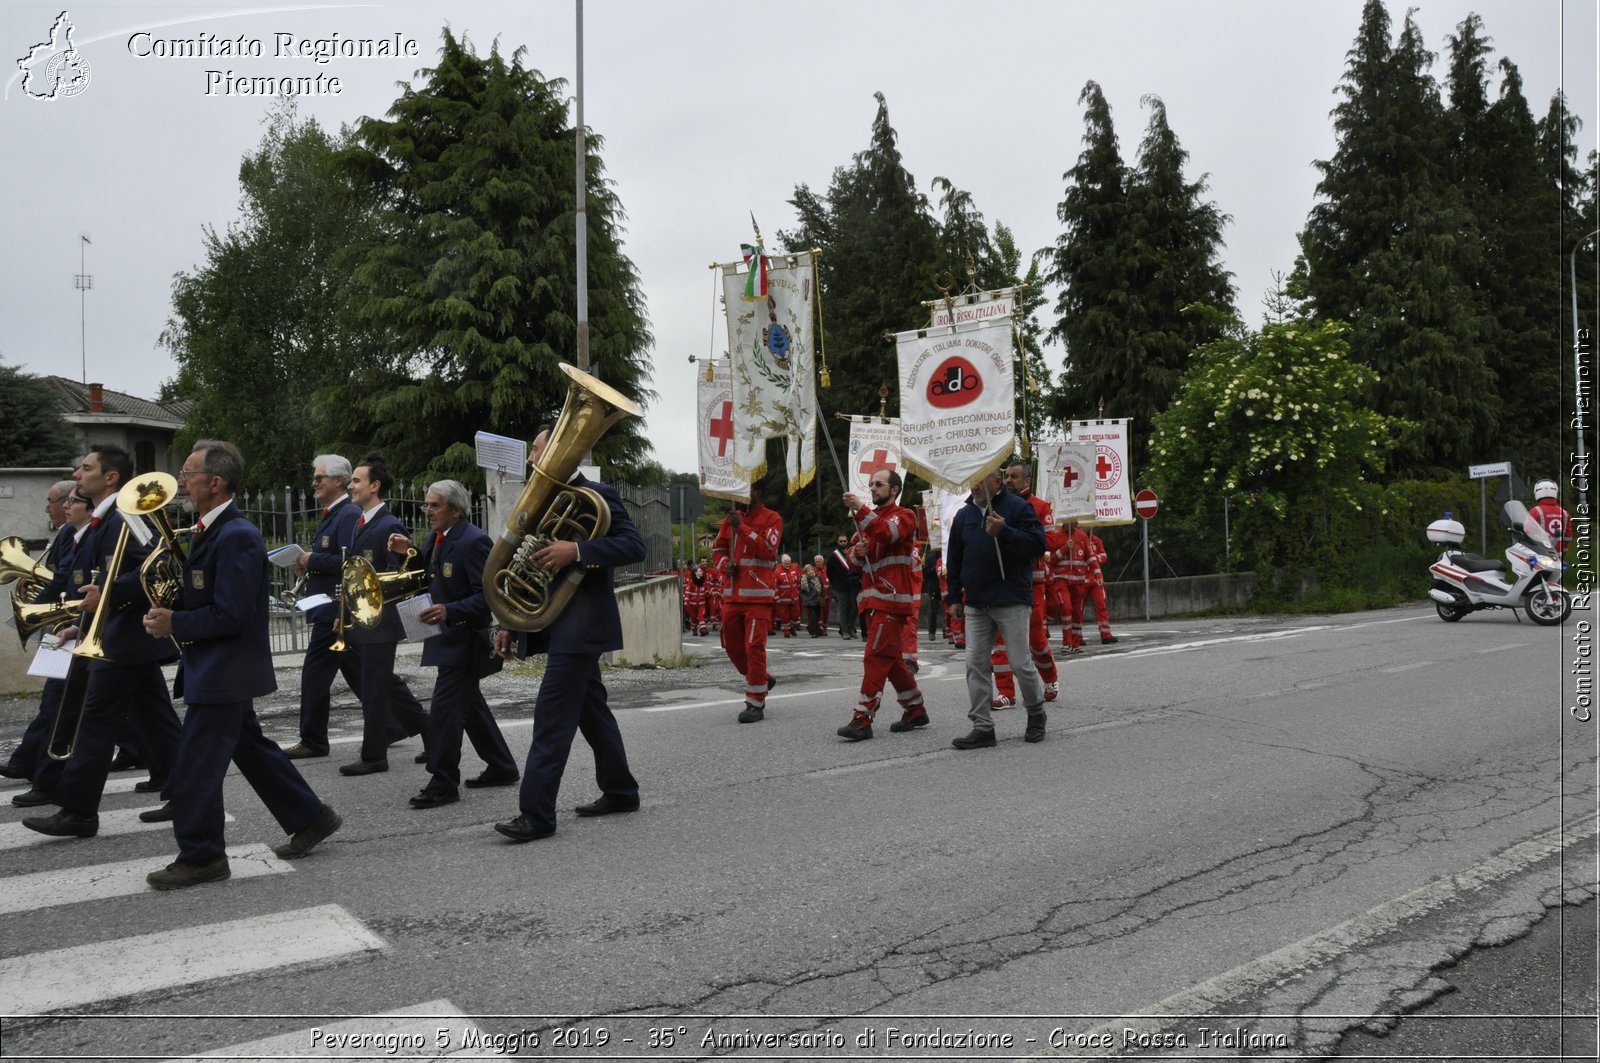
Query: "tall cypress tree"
1299 1 1497 475
338 30 655 484
1044 81 1139 428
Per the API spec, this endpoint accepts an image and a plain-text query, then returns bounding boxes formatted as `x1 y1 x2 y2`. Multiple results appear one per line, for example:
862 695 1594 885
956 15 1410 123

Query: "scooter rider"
1528 480 1571 558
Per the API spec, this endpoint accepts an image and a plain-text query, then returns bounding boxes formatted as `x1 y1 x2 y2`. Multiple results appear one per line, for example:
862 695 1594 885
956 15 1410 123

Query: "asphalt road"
0 604 1593 1061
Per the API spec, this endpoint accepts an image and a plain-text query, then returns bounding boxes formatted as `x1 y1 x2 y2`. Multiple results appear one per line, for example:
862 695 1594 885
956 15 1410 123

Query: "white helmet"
1534 479 1559 501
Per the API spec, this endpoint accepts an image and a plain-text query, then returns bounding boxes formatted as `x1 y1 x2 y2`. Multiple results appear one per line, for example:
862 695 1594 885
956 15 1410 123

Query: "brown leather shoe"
146 855 230 890
282 743 327 760
273 805 342 859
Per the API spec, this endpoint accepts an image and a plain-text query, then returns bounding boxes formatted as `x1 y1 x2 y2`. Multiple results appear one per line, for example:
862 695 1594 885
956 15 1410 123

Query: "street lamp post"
74 235 92 384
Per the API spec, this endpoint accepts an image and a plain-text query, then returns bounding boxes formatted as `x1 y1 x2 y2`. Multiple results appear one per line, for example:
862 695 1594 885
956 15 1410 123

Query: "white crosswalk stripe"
1 904 385 1014
0 806 232 850
0 842 290 915
156 999 493 1061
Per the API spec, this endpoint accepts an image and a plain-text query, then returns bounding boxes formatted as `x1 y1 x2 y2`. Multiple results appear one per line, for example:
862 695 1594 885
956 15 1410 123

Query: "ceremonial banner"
1071 418 1134 525
896 318 1015 492
845 417 902 500
924 486 969 562
697 359 748 502
1035 439 1098 523
721 251 817 494
925 286 1019 328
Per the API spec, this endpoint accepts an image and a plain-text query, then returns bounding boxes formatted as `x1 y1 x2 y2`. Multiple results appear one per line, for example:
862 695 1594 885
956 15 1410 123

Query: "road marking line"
0 843 290 915
0 904 386 1015
1 774 149 798
0 809 233 851
1073 813 1600 1054
1477 643 1529 654
1380 661 1434 673
157 999 484 1061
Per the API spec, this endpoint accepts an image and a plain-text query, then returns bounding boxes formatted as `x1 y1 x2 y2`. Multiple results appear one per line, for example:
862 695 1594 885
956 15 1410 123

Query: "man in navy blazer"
139 440 340 888
23 445 183 840
493 429 646 843
387 479 519 808
339 452 429 776
283 453 363 758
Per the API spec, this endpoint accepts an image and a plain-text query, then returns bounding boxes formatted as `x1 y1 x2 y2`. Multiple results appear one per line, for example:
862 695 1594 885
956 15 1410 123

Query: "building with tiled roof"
41 376 191 476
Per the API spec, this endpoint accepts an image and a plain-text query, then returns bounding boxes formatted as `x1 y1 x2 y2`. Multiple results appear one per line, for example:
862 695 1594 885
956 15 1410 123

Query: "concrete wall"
1102 572 1256 621
0 468 74 547
0 585 46 695
608 574 682 667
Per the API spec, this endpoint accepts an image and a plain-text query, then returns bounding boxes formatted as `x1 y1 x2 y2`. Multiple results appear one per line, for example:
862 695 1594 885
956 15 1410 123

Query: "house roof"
43 376 192 426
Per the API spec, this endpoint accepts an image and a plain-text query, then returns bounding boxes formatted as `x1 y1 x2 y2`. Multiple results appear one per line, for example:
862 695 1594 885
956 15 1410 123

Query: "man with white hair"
387 479 518 808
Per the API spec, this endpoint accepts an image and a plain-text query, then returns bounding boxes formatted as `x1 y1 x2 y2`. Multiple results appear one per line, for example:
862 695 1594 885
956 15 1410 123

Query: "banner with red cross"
1069 418 1134 526
1035 439 1099 523
697 359 749 502
845 417 902 501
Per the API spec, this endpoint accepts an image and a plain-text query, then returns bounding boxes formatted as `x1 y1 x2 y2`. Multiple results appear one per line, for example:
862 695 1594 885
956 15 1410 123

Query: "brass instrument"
483 363 643 631
121 473 189 612
330 546 350 653
12 595 84 649
343 548 429 629
0 535 54 600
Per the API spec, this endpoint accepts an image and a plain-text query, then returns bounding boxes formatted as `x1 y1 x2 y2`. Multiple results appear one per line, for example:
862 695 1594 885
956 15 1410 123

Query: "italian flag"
740 242 768 299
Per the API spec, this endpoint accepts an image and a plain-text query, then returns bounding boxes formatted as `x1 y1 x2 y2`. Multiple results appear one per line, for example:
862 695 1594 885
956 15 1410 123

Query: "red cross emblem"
1095 454 1114 480
1062 465 1081 489
708 400 735 457
858 448 896 476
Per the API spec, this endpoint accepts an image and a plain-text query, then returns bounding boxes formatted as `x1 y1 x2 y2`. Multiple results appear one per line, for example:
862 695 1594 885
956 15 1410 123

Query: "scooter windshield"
1502 500 1556 553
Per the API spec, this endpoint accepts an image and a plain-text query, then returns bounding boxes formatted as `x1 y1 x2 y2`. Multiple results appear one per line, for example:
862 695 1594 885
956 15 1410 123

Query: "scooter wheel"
1435 599 1467 623
1525 584 1571 626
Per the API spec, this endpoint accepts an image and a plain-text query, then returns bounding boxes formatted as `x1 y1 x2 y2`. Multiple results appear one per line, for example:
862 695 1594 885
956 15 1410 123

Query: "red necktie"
90 517 101 529
194 518 205 535
321 506 330 518
356 516 366 530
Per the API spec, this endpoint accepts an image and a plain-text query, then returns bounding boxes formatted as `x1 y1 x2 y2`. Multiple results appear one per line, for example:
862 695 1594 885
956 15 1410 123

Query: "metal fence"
231 480 671 655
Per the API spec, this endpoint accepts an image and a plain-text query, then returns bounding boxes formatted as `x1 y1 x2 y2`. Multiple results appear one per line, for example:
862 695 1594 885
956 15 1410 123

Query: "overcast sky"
2 0 1594 480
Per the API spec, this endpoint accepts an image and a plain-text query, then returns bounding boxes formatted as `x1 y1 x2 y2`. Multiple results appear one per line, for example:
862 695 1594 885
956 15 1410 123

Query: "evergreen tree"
339 30 655 485
1045 81 1137 436
1298 1 1497 475
161 102 378 490
0 359 78 467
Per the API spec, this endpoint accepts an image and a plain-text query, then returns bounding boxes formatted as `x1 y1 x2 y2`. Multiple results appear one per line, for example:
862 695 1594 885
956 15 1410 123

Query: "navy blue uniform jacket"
33 525 81 605
521 475 646 656
944 485 1045 610
303 498 359 626
169 504 277 703
344 505 411 646
80 509 178 667
419 521 500 672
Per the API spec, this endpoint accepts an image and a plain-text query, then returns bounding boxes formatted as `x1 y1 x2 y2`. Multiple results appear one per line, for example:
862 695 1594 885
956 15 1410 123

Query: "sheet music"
29 640 77 679
474 431 526 475
268 543 306 568
397 593 445 643
295 593 332 613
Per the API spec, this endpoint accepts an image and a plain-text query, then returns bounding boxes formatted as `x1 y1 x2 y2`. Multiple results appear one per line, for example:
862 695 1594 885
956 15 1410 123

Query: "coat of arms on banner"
720 251 817 494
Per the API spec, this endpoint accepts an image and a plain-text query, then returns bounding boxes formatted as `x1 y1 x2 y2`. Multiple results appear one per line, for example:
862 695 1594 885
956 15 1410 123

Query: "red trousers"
858 610 922 716
721 602 773 709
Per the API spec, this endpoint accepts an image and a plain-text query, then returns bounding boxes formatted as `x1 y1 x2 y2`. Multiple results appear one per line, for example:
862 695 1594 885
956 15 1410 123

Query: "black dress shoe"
273 805 342 859
494 815 554 843
574 794 640 817
109 752 144 772
282 743 327 760
23 809 98 837
339 759 388 776
413 751 429 764
147 855 230 890
11 787 54 807
0 763 28 780
138 801 176 823
408 790 459 809
951 728 997 750
464 770 519 789
134 775 167 794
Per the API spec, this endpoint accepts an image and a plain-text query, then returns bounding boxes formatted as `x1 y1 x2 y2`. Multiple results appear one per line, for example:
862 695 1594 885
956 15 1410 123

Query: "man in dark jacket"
139 441 340 888
825 533 861 638
943 469 1048 749
493 428 647 842
387 480 519 808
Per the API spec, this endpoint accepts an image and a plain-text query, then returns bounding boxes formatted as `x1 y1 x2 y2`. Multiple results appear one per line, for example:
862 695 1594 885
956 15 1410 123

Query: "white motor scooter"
1427 501 1571 625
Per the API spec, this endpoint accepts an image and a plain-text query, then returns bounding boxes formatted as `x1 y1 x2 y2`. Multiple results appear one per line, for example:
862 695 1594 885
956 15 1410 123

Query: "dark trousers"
54 661 181 816
518 652 637 833
832 588 859 636
171 698 323 865
424 665 517 795
355 640 428 763
7 678 61 784
296 622 364 752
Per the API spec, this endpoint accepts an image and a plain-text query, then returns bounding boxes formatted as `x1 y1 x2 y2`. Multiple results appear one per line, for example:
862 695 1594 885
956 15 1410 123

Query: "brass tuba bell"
12 596 85 649
483 363 642 632
0 535 54 596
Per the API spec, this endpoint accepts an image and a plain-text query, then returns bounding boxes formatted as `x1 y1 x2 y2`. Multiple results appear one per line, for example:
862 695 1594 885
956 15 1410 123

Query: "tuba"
483 362 642 632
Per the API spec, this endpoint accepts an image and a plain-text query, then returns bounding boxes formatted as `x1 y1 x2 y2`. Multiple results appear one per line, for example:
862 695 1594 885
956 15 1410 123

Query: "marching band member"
282 454 362 759
712 481 783 723
836 469 928 741
24 445 182 839
387 480 519 808
337 452 429 776
140 441 341 888
493 428 645 843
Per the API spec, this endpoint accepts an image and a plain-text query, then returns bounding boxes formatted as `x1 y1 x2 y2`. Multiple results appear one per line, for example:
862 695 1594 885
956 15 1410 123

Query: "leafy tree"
1148 303 1412 570
338 29 655 486
0 359 78 467
1298 1 1497 475
161 102 378 490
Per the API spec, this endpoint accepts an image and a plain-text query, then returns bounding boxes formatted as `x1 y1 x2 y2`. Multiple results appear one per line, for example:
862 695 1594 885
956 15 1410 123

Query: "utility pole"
74 235 92 384
574 0 588 375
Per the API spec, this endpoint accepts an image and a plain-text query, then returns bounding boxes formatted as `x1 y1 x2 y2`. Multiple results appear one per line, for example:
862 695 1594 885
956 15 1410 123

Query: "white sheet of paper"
474 430 527 475
28 641 76 679
295 593 332 613
268 543 307 568
396 593 444 643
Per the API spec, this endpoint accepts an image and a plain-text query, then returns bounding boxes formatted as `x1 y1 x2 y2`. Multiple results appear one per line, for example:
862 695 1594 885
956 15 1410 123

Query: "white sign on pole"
1468 461 1512 479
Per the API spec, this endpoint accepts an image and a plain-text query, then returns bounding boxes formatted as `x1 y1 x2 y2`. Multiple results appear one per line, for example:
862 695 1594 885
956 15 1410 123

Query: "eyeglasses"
175 467 205 480
422 502 448 511
311 474 332 483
